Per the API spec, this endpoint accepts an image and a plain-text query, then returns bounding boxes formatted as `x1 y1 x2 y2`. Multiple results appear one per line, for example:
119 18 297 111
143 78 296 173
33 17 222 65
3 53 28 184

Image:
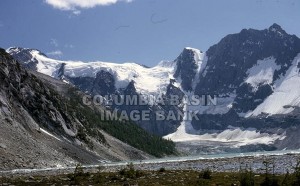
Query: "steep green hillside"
66 87 177 157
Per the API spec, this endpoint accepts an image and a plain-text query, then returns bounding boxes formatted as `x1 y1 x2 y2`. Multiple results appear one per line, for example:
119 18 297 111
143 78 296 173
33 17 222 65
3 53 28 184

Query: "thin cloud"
50 39 59 47
45 0 133 12
72 10 81 15
47 50 63 57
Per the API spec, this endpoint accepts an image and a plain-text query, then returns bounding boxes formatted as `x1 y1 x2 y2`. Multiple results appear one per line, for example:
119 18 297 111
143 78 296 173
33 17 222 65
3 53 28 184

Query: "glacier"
19 49 179 97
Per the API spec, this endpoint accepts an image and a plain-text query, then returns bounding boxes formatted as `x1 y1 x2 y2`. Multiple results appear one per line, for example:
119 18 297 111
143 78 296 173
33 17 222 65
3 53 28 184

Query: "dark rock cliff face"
0 49 67 132
56 63 66 79
0 49 101 169
68 76 95 93
233 83 273 114
91 70 116 96
174 48 200 91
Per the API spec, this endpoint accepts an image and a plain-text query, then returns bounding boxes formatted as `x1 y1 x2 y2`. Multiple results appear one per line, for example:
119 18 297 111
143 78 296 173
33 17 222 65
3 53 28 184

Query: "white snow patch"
55 164 64 168
192 52 207 90
184 47 201 55
40 128 61 141
246 54 300 116
245 56 280 91
164 127 285 147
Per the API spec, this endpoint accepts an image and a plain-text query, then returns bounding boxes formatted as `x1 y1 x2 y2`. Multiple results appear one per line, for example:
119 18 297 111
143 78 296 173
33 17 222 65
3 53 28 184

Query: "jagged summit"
6 47 47 71
7 47 47 57
174 47 205 91
197 23 300 93
184 47 202 54
268 23 285 33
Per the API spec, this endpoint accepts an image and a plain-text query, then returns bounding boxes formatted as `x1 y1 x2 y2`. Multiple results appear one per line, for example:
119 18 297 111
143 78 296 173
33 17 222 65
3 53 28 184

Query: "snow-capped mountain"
190 24 300 130
7 47 203 97
7 46 205 136
8 23 300 152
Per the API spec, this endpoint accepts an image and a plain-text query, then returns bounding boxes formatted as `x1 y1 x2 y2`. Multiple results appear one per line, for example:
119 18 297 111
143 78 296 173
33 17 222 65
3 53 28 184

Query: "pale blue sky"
0 0 299 66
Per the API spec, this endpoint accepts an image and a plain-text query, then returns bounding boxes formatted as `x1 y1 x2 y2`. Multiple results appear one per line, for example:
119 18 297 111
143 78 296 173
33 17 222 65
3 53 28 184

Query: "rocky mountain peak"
7 47 47 58
196 24 300 95
91 70 116 96
174 47 201 91
124 80 137 95
6 47 46 71
268 23 286 34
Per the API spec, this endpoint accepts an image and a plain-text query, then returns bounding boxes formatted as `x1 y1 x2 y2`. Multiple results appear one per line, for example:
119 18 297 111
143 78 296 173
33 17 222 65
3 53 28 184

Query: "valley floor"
1 151 300 185
0 170 292 186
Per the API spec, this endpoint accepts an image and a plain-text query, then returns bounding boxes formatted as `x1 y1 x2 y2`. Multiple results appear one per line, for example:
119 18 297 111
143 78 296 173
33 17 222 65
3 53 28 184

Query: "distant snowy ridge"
8 47 181 96
7 47 209 98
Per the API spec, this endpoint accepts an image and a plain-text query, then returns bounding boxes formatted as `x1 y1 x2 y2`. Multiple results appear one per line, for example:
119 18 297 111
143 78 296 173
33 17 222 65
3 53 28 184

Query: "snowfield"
12 47 208 98
29 49 178 97
164 126 285 147
246 54 300 116
245 56 280 92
